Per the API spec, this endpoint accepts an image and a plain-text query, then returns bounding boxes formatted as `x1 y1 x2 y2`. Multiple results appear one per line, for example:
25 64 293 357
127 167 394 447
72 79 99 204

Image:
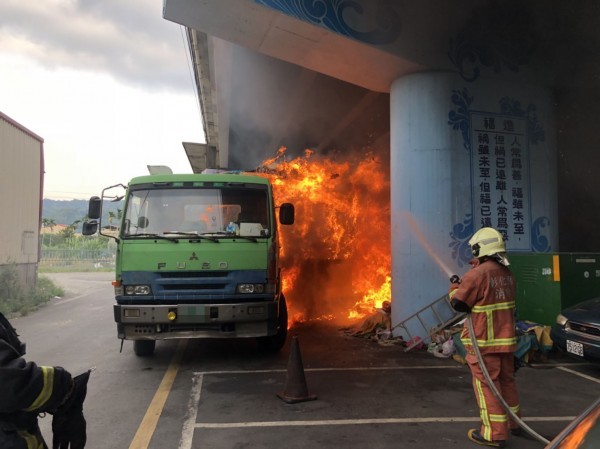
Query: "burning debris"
341 300 392 338
257 147 391 327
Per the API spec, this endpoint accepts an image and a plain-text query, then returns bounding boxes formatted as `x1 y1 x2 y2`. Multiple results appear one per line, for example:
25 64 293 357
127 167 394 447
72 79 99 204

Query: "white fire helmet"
468 227 510 266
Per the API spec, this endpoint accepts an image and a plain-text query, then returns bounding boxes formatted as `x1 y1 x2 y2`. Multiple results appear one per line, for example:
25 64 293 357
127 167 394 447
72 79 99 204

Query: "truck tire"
134 340 156 357
258 295 288 352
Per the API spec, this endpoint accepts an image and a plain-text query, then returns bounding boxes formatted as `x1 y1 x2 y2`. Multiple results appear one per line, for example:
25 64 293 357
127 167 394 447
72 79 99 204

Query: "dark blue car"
550 297 600 363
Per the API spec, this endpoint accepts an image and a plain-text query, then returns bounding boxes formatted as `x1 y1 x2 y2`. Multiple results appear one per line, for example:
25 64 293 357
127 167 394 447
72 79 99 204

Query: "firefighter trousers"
467 352 521 442
0 416 47 449
0 428 47 449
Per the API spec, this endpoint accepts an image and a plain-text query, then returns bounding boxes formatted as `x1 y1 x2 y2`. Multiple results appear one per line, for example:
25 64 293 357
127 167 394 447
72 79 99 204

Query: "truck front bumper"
114 301 279 340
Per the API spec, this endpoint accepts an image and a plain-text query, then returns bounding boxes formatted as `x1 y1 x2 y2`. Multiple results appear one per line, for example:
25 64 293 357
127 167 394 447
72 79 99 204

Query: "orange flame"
553 405 600 448
258 147 391 325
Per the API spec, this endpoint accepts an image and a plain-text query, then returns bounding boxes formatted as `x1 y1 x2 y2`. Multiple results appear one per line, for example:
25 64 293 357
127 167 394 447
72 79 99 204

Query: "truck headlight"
237 283 265 294
124 285 152 295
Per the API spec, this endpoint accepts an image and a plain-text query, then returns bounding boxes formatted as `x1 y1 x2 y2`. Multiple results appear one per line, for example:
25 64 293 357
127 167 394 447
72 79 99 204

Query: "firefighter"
0 311 90 449
449 227 520 448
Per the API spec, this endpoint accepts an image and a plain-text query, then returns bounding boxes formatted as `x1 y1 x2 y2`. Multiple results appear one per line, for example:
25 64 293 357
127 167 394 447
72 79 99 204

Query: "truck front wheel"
134 340 156 357
258 295 288 352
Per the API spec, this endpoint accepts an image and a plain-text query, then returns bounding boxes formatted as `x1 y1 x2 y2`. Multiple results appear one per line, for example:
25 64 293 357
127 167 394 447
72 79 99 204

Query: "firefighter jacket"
0 312 73 449
449 259 517 356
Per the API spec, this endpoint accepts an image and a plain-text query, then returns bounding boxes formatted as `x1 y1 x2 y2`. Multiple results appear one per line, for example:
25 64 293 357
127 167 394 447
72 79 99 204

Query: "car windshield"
121 186 270 238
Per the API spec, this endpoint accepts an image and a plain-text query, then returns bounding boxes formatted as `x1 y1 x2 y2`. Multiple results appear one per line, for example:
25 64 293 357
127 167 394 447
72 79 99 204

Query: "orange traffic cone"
277 336 317 403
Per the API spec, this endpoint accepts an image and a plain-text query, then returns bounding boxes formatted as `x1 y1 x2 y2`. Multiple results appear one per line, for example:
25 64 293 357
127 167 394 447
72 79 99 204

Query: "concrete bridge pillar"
389 71 558 331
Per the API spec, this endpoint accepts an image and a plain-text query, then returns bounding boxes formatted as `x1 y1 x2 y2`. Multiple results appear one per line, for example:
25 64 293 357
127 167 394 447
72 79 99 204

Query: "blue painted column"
390 71 557 334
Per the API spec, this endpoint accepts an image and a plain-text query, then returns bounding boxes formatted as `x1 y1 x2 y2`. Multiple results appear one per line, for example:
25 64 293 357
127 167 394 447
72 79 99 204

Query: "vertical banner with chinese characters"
470 113 531 250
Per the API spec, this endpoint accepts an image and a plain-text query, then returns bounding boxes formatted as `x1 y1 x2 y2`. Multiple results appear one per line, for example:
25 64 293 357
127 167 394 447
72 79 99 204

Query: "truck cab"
83 172 294 356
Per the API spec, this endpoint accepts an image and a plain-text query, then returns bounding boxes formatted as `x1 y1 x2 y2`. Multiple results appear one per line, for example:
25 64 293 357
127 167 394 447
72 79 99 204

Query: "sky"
0 0 204 200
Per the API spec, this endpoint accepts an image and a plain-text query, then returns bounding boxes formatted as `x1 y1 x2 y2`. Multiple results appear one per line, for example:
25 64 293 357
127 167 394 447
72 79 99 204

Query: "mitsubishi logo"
189 252 199 261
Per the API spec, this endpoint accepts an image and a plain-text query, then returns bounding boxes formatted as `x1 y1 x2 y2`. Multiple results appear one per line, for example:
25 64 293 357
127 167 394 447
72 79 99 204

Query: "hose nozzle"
449 274 461 284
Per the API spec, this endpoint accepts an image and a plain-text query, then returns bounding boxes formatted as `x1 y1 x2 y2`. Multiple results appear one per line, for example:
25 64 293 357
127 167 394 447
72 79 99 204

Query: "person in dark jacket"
0 312 89 449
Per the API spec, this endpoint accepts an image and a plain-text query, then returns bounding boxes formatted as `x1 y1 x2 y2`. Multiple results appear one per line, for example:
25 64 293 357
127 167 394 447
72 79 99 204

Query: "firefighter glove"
52 370 91 449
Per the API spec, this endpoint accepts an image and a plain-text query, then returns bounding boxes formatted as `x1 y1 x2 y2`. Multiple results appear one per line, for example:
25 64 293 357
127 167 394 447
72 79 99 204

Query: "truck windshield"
121 186 270 238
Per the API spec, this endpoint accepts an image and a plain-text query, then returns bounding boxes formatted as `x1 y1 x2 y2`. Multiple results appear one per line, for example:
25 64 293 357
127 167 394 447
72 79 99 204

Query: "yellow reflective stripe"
475 378 493 441
510 404 521 414
17 430 40 449
476 337 517 347
472 301 515 312
461 337 517 347
486 310 494 341
467 301 516 347
24 366 54 411
448 289 458 300
489 413 508 423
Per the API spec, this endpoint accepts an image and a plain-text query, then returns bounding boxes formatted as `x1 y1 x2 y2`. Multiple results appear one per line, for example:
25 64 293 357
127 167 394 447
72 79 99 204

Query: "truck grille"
162 284 226 290
119 269 268 304
160 271 228 279
154 270 232 296
568 321 600 339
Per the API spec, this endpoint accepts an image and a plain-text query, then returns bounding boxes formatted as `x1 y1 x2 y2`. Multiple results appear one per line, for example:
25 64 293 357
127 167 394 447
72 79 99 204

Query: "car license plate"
566 340 584 357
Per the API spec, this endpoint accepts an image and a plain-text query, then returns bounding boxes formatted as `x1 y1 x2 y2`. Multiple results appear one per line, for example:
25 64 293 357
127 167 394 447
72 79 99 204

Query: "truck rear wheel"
134 340 156 357
258 295 288 352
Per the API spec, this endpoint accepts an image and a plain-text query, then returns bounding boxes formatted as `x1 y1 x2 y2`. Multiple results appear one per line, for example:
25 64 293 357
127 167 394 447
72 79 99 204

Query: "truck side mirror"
82 221 98 236
279 203 294 225
88 196 102 219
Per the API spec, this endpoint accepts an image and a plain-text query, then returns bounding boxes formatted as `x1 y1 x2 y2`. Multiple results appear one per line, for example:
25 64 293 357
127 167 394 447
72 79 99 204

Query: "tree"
42 218 56 231
108 209 123 224
57 219 81 243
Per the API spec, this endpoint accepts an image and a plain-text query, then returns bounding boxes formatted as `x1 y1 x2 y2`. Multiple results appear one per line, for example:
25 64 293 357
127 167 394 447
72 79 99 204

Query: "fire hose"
466 308 550 445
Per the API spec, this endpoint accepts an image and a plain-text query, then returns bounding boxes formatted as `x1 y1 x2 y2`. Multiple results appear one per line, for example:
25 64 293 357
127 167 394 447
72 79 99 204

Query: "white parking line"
178 366 466 449
557 366 600 384
195 415 575 429
179 373 204 449
193 365 466 376
178 364 596 448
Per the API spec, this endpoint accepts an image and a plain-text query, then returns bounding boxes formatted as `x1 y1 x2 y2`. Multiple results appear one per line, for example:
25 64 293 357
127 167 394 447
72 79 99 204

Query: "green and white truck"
83 172 294 356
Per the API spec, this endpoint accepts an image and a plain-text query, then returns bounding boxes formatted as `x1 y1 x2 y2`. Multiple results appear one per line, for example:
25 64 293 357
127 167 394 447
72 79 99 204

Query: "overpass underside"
164 0 600 326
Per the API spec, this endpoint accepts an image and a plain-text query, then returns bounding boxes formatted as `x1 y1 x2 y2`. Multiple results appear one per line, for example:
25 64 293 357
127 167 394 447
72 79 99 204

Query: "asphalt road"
10 272 600 449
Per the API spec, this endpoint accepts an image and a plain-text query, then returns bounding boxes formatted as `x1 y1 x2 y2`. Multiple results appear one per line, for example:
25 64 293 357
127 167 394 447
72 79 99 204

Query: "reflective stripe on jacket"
452 260 517 354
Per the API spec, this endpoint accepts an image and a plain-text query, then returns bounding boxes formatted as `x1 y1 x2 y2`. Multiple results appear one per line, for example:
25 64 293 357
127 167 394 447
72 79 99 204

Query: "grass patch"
0 264 65 317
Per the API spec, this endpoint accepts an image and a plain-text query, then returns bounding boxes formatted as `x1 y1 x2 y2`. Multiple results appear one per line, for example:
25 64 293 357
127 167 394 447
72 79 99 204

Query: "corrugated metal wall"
0 112 43 289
